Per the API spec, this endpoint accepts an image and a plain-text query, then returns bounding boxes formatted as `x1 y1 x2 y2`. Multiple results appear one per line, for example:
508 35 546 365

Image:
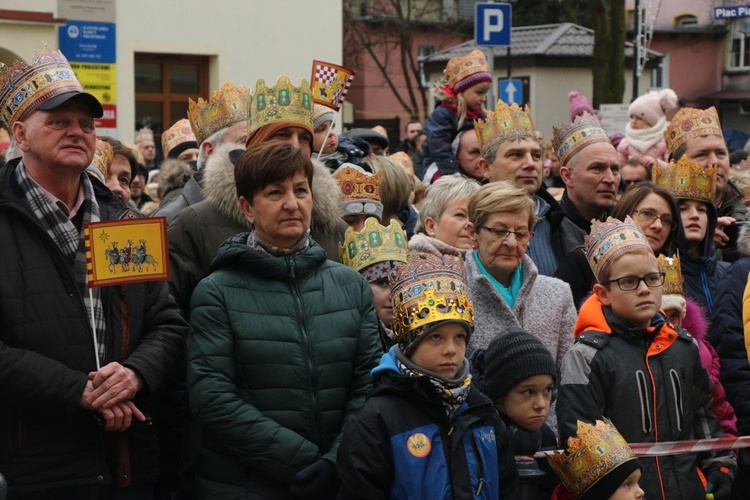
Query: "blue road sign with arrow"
499 79 522 105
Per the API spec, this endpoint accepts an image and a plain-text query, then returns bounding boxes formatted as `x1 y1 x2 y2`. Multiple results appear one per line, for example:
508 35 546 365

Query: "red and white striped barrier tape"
530 435 750 459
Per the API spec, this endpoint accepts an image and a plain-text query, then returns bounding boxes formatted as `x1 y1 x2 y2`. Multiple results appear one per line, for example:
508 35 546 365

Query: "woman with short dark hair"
187 141 381 498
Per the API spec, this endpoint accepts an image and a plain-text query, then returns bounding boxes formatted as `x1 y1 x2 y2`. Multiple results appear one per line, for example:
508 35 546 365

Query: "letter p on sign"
475 3 511 47
484 9 503 41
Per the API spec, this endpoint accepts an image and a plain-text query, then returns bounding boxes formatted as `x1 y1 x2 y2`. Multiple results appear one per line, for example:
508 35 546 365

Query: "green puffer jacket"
187 233 381 499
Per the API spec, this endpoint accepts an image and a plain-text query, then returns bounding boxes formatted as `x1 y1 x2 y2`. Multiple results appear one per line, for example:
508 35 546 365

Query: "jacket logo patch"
406 433 431 458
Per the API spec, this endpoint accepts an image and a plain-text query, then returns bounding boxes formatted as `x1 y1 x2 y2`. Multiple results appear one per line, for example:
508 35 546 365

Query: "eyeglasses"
632 209 677 230
604 272 665 291
479 225 535 243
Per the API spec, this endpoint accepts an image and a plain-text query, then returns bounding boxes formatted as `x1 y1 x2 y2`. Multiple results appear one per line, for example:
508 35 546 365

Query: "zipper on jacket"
288 256 321 439
700 261 713 315
470 433 485 496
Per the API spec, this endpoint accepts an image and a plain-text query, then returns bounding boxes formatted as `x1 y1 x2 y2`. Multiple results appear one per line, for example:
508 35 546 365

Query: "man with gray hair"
475 100 584 276
153 81 249 223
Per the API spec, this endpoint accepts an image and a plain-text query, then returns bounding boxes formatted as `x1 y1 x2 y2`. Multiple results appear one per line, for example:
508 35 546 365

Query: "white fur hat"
629 88 679 127
661 293 686 318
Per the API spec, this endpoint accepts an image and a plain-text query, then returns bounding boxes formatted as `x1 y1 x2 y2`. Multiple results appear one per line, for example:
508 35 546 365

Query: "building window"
134 53 209 155
674 14 698 27
728 19 750 69
418 45 437 59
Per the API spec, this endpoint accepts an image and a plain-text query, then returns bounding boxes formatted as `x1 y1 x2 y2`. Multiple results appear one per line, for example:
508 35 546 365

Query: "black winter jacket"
558 295 735 500
0 158 187 494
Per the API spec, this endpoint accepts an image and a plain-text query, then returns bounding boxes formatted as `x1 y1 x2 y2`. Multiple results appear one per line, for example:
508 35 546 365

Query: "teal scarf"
475 254 523 309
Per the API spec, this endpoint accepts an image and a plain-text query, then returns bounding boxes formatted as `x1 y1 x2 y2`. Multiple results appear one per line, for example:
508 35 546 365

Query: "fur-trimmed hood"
310 158 344 236
200 144 344 234
737 223 750 257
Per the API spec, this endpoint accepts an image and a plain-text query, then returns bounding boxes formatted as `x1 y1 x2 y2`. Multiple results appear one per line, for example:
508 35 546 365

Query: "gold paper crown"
188 81 249 144
652 156 717 203
0 45 84 126
552 112 610 166
339 217 409 272
162 118 197 158
444 49 490 88
92 139 113 179
546 420 638 499
122 141 145 165
657 253 683 295
475 100 536 153
333 164 384 220
390 253 474 340
134 127 154 145
389 151 414 174
248 76 313 136
665 106 722 154
585 216 652 282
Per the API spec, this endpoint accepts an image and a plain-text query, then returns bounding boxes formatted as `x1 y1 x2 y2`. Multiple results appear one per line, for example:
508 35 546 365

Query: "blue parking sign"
475 3 512 47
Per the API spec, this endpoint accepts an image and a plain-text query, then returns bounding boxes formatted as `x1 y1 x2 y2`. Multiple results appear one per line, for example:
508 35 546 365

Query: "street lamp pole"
632 0 640 101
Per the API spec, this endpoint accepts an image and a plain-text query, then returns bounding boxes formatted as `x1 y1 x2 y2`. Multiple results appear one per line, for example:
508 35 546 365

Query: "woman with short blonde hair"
465 180 575 432
409 176 480 258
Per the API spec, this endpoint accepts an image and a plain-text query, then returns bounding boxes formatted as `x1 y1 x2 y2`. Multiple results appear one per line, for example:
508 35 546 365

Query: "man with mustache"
476 100 585 276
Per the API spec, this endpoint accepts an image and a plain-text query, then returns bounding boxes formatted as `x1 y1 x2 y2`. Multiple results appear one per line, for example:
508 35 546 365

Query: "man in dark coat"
0 47 187 497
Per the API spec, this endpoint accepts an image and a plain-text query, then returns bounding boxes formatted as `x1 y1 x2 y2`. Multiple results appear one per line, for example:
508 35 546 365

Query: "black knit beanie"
483 326 557 402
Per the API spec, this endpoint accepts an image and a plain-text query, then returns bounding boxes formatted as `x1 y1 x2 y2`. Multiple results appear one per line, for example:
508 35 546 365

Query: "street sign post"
475 3 512 47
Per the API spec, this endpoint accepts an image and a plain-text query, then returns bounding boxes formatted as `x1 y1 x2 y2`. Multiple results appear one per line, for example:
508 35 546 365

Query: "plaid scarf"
15 162 107 365
394 347 471 419
246 230 311 256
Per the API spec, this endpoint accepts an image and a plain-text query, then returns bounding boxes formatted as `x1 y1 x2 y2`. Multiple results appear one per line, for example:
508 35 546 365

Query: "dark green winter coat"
187 233 381 499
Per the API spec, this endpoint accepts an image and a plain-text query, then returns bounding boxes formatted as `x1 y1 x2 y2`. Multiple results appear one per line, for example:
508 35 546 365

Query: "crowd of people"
2 44 750 500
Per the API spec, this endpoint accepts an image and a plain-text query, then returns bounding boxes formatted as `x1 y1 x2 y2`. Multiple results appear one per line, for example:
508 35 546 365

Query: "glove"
706 469 732 500
287 459 337 499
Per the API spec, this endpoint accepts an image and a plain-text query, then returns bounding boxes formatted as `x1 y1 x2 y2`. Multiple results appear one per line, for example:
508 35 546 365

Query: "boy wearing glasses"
557 216 736 500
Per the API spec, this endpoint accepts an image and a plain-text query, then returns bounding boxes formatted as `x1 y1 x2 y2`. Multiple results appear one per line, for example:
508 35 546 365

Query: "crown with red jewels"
333 164 383 220
188 81 249 144
0 45 82 125
475 100 536 153
665 106 722 154
390 252 474 341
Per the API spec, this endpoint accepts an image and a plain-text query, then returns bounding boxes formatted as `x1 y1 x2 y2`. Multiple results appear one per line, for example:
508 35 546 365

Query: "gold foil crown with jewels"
390 252 474 341
546 419 638 499
657 253 683 295
665 106 722 154
652 156 717 203
92 139 113 180
444 49 490 89
0 46 100 126
339 217 408 273
188 81 249 144
248 76 313 136
162 119 197 158
475 100 536 153
552 112 610 166
333 164 384 220
585 216 652 283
